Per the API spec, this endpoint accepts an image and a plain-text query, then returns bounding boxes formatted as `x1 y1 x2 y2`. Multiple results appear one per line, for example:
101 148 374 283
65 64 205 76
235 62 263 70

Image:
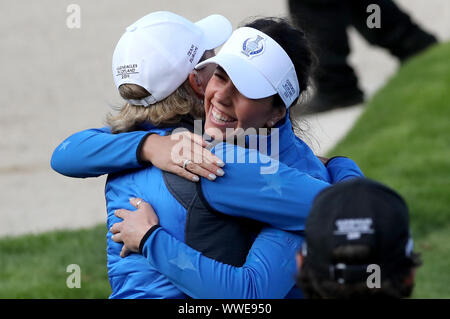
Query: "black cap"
303 178 414 284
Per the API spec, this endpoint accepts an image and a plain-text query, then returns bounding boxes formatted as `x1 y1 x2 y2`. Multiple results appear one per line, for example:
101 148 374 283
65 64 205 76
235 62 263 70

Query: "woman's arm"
140 226 301 299
325 156 364 183
200 142 330 231
111 198 300 299
51 127 152 178
200 144 365 232
51 127 222 180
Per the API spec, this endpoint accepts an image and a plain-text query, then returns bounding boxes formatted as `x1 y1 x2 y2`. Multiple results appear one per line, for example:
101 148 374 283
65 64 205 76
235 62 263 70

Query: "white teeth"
211 107 235 123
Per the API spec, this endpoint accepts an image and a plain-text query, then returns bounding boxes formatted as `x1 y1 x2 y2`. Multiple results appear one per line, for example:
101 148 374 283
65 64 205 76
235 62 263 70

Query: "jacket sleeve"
50 127 152 178
325 156 365 183
141 226 302 299
201 143 330 232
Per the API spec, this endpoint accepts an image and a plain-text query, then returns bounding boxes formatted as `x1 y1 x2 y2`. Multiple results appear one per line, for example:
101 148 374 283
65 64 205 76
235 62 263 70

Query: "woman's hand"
140 132 225 182
110 198 159 257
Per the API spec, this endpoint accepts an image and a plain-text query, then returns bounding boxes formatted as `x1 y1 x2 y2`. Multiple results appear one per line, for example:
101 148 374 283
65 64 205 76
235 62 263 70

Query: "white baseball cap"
196 27 300 108
112 11 232 106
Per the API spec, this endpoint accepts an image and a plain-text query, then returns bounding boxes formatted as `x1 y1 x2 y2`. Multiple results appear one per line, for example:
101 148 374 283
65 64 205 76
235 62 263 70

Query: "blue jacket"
51 118 364 298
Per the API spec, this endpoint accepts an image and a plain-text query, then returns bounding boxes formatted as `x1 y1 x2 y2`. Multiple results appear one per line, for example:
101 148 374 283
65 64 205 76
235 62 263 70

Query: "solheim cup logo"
242 35 265 58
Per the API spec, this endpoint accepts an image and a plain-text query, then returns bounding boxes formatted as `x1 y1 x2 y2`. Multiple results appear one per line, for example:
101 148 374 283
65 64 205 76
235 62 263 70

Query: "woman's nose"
215 81 235 107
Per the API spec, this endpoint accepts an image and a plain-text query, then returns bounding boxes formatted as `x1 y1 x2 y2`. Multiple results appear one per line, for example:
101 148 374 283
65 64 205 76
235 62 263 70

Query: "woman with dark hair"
108 17 364 298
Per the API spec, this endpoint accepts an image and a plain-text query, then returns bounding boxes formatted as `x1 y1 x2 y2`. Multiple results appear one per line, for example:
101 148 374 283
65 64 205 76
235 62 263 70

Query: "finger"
120 245 131 258
184 132 207 148
194 148 225 175
112 232 122 243
129 197 144 209
199 161 225 177
172 165 200 182
137 200 151 211
201 148 225 168
185 161 219 181
110 222 122 234
172 131 206 148
114 209 129 219
190 153 223 173
190 142 224 167
179 132 223 167
130 198 153 214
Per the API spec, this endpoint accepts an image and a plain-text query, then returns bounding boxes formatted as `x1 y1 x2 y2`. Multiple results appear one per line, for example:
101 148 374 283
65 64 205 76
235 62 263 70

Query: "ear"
188 71 205 99
266 106 286 128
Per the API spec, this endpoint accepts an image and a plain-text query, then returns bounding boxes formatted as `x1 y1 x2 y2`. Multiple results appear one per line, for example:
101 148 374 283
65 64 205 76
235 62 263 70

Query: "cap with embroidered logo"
196 27 300 108
112 11 232 106
302 178 415 284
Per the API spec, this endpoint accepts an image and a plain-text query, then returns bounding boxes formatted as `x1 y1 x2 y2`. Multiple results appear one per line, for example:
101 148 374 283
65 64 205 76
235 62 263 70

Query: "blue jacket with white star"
51 118 363 298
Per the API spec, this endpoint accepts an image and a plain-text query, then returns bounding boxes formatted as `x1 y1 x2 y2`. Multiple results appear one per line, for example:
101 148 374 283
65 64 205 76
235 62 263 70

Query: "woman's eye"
214 72 226 81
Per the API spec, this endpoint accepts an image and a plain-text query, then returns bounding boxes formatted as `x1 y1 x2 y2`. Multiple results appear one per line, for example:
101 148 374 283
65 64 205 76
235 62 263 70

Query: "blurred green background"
330 42 450 298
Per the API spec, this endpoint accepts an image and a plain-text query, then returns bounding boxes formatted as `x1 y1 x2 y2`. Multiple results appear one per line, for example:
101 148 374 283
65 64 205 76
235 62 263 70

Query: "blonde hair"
106 79 204 133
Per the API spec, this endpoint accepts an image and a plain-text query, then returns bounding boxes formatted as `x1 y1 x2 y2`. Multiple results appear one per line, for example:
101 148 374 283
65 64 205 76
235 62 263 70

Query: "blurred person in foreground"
296 178 421 298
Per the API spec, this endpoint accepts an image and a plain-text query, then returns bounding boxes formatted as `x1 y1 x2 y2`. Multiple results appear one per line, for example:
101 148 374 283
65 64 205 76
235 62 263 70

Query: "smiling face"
204 66 285 139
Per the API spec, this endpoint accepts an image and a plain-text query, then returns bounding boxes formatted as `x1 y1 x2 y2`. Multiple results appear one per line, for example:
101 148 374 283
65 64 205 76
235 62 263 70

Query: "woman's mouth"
210 105 237 126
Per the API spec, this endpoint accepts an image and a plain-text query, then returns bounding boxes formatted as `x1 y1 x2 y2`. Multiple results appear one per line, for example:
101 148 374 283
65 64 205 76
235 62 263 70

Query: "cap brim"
195 15 232 50
197 54 276 99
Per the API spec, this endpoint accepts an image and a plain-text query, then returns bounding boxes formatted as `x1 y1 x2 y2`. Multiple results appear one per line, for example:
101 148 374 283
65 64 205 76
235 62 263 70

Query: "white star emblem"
168 248 197 271
58 141 71 151
260 173 283 196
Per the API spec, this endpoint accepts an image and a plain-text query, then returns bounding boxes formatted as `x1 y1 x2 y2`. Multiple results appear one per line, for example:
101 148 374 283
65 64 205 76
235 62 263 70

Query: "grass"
412 225 450 298
0 225 110 298
329 42 450 298
1 43 449 299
